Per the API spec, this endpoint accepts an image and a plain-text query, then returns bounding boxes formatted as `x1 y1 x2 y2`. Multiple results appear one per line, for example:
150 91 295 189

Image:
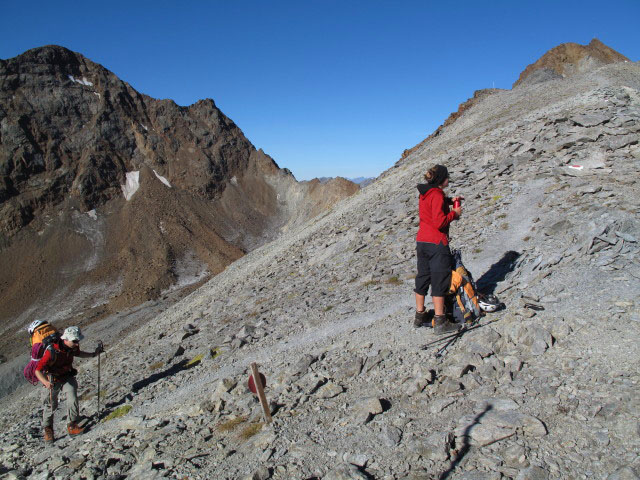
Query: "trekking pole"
435 330 464 358
422 318 501 352
421 330 466 349
97 341 103 419
48 374 53 410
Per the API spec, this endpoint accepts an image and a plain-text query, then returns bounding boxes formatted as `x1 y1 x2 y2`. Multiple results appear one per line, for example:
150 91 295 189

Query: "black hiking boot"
433 314 461 335
414 309 433 328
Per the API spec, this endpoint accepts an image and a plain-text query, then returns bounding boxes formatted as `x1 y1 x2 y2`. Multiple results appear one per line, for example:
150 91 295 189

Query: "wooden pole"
250 362 272 424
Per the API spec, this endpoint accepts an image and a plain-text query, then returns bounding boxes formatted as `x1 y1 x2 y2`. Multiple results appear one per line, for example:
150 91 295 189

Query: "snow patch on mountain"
121 171 140 200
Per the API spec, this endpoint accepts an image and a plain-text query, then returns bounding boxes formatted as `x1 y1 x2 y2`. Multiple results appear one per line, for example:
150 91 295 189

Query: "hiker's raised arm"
431 191 458 228
75 349 98 358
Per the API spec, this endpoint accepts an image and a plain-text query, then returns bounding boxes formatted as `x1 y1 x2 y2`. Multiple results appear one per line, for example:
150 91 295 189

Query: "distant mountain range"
316 176 375 186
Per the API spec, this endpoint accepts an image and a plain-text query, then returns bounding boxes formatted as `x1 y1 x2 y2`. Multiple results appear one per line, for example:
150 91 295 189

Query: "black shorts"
414 242 453 297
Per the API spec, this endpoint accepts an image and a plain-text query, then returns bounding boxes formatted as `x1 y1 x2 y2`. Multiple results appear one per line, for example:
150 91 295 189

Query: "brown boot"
67 422 84 435
44 426 54 443
432 314 461 335
414 309 433 328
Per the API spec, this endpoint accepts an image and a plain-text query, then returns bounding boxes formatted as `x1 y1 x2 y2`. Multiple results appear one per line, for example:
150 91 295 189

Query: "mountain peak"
5 44 83 65
513 38 630 87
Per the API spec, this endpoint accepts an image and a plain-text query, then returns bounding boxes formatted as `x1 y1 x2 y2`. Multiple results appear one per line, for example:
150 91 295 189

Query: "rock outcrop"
513 38 630 88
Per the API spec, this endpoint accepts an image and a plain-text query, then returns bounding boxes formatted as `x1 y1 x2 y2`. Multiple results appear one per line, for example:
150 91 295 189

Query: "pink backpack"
23 342 56 385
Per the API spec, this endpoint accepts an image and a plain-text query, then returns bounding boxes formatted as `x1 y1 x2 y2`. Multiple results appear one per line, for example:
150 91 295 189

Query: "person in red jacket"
35 326 103 443
414 164 463 334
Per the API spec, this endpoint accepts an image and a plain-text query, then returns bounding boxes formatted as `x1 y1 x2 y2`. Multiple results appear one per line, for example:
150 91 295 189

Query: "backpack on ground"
23 321 59 385
447 249 483 324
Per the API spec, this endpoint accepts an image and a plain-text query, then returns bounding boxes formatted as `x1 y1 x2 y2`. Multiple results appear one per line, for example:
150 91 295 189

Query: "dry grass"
185 354 204 368
102 405 132 422
149 361 164 371
239 423 263 440
217 416 247 432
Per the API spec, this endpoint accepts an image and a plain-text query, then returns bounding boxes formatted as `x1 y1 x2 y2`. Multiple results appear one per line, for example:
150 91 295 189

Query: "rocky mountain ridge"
0 43 638 479
0 45 358 355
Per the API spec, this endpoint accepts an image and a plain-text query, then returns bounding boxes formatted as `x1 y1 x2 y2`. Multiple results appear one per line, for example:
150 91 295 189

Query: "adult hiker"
414 164 463 335
34 326 103 443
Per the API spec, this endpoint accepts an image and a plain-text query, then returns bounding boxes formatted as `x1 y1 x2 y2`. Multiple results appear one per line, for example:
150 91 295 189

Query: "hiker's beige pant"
42 376 79 428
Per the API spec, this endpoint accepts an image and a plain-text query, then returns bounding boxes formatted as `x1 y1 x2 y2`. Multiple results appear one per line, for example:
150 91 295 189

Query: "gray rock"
379 425 403 447
455 411 546 446
476 397 520 412
615 231 638 243
335 357 364 380
607 134 638 150
459 472 502 480
0 472 27 480
343 452 368 467
323 464 369 480
316 381 343 399
409 431 453 462
429 397 456 414
607 466 640 480
503 444 530 468
439 378 463 394
247 466 271 480
290 354 317 377
571 113 610 127
516 466 548 480
352 397 384 423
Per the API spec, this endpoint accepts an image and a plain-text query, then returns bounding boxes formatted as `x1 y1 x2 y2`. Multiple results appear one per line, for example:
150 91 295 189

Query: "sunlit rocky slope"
0 40 638 480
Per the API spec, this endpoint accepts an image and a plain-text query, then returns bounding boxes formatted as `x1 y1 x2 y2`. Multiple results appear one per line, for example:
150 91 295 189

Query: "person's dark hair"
424 165 449 186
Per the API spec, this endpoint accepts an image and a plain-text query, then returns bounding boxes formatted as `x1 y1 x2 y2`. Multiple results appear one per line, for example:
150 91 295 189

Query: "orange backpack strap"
449 270 463 294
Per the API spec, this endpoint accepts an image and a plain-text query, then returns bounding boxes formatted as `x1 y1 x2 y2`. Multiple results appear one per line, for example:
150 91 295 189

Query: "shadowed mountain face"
0 45 358 351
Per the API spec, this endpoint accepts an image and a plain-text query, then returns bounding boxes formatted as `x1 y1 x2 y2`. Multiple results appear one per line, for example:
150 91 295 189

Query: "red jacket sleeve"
430 190 456 230
35 348 51 372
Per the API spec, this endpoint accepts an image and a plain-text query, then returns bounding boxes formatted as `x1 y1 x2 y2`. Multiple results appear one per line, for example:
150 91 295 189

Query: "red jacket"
416 184 457 245
36 342 76 377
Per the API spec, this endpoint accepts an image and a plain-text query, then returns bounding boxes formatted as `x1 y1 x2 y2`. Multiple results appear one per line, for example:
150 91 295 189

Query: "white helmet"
478 294 500 313
28 320 46 335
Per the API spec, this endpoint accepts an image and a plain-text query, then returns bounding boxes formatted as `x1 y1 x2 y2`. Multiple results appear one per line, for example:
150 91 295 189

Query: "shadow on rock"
438 405 492 480
476 251 521 294
84 358 196 427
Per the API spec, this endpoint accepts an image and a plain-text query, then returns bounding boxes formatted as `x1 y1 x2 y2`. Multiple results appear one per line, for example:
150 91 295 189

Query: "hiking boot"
67 422 84 435
44 426 54 443
413 309 432 328
432 314 461 335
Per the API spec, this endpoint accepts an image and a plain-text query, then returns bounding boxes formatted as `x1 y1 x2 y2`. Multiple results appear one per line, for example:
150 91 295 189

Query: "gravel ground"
1 61 639 480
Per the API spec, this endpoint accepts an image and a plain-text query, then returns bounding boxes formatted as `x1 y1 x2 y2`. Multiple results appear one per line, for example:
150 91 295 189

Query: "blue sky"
1 1 639 180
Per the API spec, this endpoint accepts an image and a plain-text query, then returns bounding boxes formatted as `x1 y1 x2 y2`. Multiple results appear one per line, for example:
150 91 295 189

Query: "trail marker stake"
97 340 103 419
250 362 272 424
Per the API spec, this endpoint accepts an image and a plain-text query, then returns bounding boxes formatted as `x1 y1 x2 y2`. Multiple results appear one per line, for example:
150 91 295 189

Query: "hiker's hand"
94 345 104 355
42 380 52 389
453 207 462 218
452 196 464 203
